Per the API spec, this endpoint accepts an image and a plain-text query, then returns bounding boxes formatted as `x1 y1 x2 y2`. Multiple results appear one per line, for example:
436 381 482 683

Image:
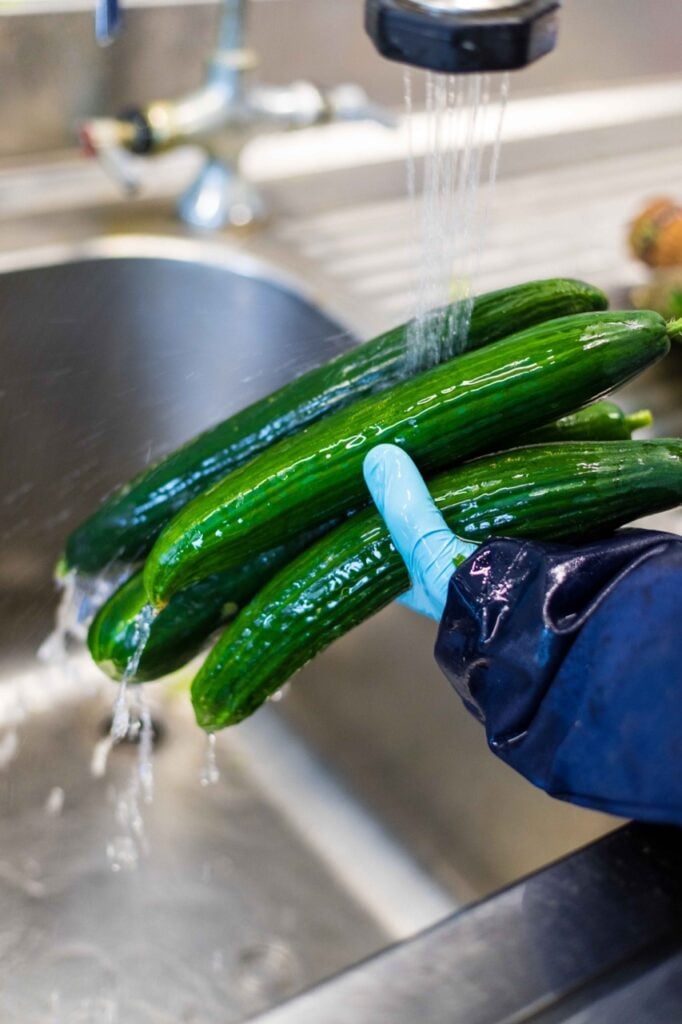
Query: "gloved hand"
362 444 477 620
364 443 682 828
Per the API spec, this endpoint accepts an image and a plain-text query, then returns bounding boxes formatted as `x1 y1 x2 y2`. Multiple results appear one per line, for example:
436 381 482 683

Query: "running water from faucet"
404 70 510 374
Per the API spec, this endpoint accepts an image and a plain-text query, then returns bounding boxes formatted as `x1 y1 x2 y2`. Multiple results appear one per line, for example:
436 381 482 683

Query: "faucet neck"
218 0 247 53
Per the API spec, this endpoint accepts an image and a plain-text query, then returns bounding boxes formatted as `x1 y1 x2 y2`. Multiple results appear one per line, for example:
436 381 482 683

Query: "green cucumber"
146 311 669 607
521 401 652 444
88 522 339 682
88 399 647 683
64 279 607 573
191 439 682 730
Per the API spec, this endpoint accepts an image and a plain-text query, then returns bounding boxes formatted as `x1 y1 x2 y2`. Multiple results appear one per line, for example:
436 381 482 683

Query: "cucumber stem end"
624 409 654 433
667 317 682 344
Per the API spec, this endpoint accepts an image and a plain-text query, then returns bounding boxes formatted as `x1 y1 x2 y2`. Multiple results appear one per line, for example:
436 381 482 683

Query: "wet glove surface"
436 530 682 824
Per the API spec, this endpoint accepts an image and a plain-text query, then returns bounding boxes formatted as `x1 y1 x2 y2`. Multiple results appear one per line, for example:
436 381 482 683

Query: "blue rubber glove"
362 444 477 621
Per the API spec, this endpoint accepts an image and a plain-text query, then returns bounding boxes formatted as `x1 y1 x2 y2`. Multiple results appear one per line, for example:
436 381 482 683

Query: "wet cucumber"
88 522 340 682
520 401 652 444
89 399 647 683
191 439 682 730
64 278 607 573
145 311 669 608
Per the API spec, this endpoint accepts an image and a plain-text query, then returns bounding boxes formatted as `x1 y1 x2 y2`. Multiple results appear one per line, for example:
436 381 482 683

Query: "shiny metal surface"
250 823 682 1024
0 242 459 1021
0 245 352 661
0 689 392 1024
404 1 527 10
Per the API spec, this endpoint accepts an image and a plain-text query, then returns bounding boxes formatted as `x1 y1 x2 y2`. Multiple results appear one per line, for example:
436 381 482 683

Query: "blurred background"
2 0 682 159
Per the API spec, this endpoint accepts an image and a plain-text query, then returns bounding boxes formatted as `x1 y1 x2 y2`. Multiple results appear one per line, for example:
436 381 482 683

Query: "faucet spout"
365 0 561 73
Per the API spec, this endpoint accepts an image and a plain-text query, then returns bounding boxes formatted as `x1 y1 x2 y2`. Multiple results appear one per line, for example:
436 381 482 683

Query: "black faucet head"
365 0 560 74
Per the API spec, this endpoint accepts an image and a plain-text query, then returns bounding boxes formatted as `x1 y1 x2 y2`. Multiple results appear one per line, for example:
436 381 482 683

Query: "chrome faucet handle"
79 118 142 195
95 0 122 45
324 84 398 129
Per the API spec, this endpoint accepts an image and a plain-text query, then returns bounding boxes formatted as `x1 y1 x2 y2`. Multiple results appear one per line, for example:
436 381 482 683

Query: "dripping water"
91 604 157 781
404 69 510 374
104 684 157 872
200 732 220 788
87 605 158 870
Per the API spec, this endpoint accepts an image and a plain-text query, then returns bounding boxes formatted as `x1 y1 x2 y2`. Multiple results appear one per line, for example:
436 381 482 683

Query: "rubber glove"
362 444 477 620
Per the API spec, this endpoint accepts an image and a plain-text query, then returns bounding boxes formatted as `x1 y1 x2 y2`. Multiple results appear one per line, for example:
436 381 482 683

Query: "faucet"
83 0 391 230
365 0 561 73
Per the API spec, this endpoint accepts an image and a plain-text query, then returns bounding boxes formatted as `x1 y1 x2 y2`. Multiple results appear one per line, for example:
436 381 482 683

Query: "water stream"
86 605 158 869
404 69 510 373
200 732 220 788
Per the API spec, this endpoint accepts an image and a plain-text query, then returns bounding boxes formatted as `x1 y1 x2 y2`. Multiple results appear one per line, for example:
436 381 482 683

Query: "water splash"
405 70 510 374
91 605 157 781
39 566 132 666
88 606 158 870
106 688 155 872
109 681 131 743
136 699 155 805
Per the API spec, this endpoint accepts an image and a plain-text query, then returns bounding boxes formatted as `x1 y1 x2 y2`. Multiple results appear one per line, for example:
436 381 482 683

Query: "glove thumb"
363 444 475 621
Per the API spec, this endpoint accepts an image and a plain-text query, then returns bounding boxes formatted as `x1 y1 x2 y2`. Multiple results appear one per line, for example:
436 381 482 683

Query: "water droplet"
200 733 220 787
0 729 19 769
45 786 65 817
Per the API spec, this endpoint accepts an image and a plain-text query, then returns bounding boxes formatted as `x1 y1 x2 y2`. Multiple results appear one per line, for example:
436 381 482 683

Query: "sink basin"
0 238 458 1023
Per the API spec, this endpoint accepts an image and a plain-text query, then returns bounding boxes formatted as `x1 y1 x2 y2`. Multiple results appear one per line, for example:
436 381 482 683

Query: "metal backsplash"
1 0 681 160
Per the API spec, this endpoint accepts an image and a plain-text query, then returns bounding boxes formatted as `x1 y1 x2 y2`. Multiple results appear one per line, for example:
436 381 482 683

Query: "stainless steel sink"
0 239 457 1023
1 123 682 1021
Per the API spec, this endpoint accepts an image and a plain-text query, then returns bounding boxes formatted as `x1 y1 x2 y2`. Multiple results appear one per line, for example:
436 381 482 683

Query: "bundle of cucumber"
62 279 682 731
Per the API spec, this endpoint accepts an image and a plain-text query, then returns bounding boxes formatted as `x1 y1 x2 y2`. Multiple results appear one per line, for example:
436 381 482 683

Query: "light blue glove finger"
363 444 477 621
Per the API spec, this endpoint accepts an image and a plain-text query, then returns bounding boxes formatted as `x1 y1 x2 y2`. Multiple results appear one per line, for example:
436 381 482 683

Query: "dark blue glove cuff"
435 529 682 824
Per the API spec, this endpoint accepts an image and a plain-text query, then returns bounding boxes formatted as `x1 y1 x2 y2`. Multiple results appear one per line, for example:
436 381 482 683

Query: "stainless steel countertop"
250 823 682 1024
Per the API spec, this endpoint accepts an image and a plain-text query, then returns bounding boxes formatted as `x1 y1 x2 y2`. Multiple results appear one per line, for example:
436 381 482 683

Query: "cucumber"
88 521 340 682
145 311 669 608
521 401 652 444
90 399 646 683
64 278 607 573
191 439 682 730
